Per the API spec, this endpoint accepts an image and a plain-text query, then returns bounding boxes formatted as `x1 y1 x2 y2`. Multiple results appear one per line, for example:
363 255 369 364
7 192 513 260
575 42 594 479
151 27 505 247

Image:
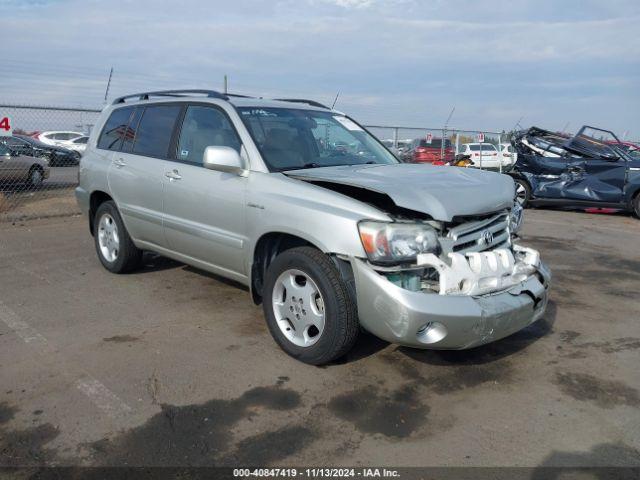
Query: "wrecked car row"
507 125 640 217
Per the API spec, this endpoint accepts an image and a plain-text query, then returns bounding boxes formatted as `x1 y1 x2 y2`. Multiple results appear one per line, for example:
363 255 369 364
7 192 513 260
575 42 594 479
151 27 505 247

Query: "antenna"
331 91 340 109
223 75 228 94
561 121 570 133
103 67 113 104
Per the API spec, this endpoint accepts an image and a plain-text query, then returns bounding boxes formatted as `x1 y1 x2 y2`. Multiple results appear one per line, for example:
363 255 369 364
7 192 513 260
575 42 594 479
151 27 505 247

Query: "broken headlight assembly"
358 221 440 264
509 202 524 234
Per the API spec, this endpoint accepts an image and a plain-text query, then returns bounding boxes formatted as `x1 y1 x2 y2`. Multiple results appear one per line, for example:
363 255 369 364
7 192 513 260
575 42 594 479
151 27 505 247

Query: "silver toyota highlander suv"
76 89 551 365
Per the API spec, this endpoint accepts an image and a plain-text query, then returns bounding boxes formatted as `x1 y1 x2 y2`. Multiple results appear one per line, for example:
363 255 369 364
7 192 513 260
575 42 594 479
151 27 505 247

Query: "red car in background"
401 137 454 165
605 141 640 159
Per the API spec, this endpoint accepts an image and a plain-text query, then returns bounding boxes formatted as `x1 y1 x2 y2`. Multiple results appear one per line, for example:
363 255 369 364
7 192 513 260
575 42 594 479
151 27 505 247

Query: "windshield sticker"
333 116 363 131
242 109 277 117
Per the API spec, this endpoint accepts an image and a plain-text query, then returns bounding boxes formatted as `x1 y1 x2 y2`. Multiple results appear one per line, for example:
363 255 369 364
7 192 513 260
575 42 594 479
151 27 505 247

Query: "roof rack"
225 93 255 99
273 98 330 109
112 89 228 104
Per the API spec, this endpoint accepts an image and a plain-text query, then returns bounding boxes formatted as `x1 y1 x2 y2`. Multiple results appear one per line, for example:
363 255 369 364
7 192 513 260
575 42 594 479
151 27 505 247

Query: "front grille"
440 212 510 255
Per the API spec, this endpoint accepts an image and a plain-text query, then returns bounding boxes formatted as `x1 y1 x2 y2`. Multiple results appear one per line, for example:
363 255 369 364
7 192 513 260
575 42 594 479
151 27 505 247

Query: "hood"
286 163 514 221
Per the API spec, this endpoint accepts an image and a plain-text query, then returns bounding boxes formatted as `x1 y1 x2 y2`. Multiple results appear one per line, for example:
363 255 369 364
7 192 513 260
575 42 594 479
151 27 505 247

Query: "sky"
1 0 639 136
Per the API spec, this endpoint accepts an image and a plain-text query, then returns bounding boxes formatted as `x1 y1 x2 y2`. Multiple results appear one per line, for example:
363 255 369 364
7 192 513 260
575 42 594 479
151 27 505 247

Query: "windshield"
237 107 398 171
469 144 497 151
567 126 622 160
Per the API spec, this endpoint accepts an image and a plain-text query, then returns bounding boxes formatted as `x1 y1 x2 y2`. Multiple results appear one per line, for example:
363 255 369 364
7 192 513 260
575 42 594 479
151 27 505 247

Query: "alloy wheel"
97 213 120 262
271 269 326 347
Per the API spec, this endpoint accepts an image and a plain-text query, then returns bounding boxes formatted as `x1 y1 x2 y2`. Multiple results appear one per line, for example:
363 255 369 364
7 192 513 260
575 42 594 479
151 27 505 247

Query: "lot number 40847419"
0 116 12 136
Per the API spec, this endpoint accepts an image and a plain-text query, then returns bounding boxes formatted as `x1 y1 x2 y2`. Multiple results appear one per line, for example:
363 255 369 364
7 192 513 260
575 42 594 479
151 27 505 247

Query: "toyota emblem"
479 229 494 245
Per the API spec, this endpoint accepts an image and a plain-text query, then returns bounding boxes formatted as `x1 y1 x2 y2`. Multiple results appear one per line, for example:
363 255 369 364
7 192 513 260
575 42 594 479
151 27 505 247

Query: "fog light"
417 322 433 334
416 321 447 344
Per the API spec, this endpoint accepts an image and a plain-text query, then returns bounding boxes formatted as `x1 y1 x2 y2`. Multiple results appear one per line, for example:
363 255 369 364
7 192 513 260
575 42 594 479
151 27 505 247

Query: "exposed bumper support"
417 245 542 296
350 247 551 350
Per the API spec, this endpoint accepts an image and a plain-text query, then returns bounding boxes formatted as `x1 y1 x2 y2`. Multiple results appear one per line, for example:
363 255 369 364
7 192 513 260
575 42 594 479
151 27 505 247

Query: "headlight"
358 221 440 264
510 202 524 233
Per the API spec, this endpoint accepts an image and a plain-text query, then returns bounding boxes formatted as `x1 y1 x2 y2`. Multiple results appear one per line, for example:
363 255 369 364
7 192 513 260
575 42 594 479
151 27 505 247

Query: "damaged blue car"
509 125 640 218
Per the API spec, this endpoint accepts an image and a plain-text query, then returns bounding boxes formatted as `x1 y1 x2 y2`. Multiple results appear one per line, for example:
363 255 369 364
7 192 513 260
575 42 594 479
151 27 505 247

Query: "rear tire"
515 179 531 208
633 193 640 219
262 247 359 365
28 166 44 188
94 201 142 273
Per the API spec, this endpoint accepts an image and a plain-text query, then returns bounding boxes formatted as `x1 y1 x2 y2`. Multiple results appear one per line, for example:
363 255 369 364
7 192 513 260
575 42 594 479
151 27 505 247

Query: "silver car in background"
76 90 550 365
0 142 50 187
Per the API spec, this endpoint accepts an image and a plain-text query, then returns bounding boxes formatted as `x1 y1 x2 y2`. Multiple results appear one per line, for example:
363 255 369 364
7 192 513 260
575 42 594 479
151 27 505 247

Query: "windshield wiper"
280 162 322 171
280 162 349 172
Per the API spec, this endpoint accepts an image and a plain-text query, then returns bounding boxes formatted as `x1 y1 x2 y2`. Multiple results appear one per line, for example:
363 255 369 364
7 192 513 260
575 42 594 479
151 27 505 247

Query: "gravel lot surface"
0 209 638 469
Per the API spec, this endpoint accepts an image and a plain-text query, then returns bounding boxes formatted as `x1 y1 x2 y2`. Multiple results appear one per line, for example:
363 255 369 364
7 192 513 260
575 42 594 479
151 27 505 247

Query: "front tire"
94 201 142 273
262 247 359 365
515 179 531 208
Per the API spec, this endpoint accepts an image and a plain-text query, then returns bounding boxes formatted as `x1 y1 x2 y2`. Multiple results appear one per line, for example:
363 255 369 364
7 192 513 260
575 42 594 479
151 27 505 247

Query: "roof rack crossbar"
112 89 228 104
273 98 330 109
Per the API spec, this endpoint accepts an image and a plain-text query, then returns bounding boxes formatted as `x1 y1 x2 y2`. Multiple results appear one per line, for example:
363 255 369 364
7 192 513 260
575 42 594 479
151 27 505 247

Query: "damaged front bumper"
349 245 551 349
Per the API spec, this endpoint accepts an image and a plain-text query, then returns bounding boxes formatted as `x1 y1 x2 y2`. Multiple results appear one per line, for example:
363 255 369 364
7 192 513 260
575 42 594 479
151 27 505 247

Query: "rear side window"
132 105 181 158
121 107 143 153
97 107 134 151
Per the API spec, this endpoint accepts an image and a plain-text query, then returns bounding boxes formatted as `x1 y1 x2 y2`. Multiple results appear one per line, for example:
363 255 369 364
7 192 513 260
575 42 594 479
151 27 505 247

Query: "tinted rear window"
418 139 451 148
97 107 134 151
132 105 181 158
121 107 143 153
469 144 497 151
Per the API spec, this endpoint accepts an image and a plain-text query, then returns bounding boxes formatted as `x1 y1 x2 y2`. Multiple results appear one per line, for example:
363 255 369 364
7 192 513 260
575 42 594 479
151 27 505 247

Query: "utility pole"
103 67 113 104
223 75 228 94
442 107 455 161
513 116 524 131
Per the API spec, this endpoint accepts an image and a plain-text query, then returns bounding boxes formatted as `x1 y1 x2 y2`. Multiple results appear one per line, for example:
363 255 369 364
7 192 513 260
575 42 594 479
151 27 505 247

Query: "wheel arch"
250 232 318 305
628 184 640 202
249 231 356 306
89 190 113 236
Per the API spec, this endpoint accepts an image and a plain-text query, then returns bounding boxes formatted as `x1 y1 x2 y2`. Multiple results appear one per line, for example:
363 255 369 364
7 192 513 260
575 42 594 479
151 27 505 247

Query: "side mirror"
202 146 246 175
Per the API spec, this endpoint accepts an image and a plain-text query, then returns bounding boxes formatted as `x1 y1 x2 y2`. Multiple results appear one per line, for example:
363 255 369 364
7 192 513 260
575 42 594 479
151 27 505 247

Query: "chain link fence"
365 125 512 171
0 104 516 223
0 104 100 222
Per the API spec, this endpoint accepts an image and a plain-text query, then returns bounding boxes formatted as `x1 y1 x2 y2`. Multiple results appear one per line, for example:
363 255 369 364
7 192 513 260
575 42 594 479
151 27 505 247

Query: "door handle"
113 158 126 168
165 169 182 181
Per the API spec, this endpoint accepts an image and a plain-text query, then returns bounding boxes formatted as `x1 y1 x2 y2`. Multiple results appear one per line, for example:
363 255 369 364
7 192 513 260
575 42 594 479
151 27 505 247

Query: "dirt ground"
0 208 639 471
0 167 79 221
